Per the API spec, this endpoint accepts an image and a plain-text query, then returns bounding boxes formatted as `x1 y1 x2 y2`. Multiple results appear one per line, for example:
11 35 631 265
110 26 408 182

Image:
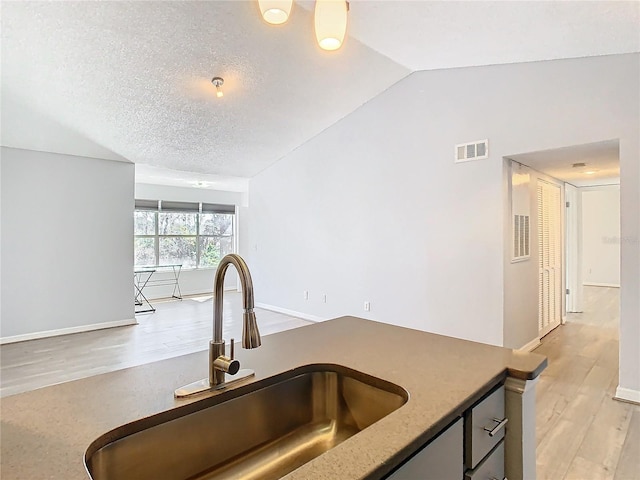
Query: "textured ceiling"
509 140 620 187
1 1 638 190
1 0 408 179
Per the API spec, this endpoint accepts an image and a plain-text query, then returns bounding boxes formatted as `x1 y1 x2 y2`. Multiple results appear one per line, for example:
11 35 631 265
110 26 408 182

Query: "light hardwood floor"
534 286 639 480
1 287 638 479
0 292 312 397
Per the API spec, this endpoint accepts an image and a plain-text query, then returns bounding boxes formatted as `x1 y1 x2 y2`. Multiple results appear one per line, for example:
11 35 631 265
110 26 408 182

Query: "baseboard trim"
518 337 542 352
0 318 138 345
255 303 325 323
614 386 640 405
583 282 620 288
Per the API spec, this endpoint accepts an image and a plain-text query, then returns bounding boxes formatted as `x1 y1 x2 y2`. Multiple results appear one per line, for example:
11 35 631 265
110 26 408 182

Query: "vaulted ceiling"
1 1 638 189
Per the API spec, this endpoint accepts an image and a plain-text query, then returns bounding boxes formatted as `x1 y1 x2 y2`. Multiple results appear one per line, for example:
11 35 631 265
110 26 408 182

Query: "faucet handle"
230 338 234 360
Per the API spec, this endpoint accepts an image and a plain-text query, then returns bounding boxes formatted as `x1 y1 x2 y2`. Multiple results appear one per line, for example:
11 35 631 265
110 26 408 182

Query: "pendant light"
258 0 293 25
314 0 348 51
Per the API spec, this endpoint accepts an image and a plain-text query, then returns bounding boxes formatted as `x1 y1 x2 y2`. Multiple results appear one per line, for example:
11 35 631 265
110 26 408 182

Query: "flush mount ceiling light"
211 77 224 98
314 0 348 51
258 0 293 25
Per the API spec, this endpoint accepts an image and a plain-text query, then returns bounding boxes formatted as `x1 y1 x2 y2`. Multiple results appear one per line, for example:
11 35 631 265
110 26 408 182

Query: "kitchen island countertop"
0 316 546 479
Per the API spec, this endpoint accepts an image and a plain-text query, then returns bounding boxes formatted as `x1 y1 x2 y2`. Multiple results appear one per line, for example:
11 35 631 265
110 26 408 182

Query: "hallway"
534 286 639 479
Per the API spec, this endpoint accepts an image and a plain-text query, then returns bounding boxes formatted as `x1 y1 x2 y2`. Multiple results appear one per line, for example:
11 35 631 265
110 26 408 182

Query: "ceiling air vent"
455 139 489 163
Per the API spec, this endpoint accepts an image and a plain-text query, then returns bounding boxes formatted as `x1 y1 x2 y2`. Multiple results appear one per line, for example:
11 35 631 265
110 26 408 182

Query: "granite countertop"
0 316 546 479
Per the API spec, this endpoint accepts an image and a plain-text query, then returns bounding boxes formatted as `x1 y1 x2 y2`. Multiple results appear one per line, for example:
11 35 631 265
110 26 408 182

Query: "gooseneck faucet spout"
210 254 261 386
213 254 261 349
175 254 261 398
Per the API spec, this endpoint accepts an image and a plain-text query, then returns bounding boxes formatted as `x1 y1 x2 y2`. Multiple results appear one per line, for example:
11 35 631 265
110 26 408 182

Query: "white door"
565 183 583 313
538 180 563 337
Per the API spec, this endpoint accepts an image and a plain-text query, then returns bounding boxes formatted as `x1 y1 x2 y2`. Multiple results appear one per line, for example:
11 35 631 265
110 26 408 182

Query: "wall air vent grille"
513 214 530 259
455 139 489 163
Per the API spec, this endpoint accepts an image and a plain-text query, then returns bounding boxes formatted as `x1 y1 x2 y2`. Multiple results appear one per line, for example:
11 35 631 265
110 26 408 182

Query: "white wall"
618 128 640 403
581 186 621 287
1 147 134 340
247 51 640 387
135 183 247 207
565 183 584 313
134 183 245 298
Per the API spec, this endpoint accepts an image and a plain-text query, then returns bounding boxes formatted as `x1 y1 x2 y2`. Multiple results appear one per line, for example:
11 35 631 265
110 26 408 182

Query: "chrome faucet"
175 254 261 398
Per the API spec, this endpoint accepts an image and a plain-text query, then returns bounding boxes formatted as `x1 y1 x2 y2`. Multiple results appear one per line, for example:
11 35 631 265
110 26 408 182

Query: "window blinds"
134 199 159 210
160 201 199 212
134 200 235 214
202 203 235 214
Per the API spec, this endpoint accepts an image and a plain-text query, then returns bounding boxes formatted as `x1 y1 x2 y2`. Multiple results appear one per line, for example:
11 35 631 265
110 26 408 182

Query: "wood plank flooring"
534 286 639 480
0 292 312 397
1 286 638 479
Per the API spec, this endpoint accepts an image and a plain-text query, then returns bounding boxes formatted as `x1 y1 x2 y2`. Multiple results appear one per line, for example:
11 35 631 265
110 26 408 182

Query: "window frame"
134 201 236 269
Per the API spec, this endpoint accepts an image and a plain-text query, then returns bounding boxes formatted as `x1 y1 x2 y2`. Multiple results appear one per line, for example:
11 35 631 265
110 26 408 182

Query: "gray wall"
247 54 639 393
1 147 134 338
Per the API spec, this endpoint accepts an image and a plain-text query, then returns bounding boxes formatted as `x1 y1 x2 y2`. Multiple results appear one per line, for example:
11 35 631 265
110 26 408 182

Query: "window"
199 212 234 267
134 200 235 268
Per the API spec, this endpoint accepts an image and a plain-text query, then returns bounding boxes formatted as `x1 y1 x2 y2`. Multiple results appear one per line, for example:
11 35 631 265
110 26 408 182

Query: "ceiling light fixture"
584 170 597 175
258 0 293 25
314 0 349 51
211 77 224 98
258 0 349 52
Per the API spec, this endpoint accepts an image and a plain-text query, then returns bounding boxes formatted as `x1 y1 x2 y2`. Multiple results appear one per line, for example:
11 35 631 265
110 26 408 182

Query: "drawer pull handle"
483 417 508 437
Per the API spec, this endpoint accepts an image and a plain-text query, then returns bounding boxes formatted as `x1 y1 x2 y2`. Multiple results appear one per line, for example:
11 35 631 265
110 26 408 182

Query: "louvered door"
538 180 562 336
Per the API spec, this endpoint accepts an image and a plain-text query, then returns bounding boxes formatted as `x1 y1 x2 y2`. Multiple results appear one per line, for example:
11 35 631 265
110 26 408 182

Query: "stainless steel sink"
85 364 408 480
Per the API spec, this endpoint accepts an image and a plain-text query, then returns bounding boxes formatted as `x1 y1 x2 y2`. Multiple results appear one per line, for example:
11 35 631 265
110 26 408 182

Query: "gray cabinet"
465 385 507 470
464 441 505 480
387 418 463 480
386 383 508 480
465 385 507 480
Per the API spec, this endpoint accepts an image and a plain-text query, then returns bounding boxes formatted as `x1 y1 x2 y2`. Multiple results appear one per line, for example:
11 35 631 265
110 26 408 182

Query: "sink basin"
85 364 408 480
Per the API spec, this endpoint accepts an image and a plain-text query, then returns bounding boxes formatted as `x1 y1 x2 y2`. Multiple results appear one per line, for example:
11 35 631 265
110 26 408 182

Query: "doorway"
505 139 620 349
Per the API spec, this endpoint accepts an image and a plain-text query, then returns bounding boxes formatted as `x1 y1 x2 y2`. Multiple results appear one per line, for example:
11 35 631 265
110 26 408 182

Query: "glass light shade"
258 0 293 25
314 0 348 51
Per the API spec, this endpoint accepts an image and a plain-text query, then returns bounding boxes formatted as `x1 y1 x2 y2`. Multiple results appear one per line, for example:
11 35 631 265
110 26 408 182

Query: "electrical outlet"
303 290 309 300
364 301 370 312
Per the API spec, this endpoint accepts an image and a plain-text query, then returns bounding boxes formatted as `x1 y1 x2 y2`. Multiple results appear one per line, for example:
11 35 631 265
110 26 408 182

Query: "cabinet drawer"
465 385 506 469
464 440 505 480
388 418 463 480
